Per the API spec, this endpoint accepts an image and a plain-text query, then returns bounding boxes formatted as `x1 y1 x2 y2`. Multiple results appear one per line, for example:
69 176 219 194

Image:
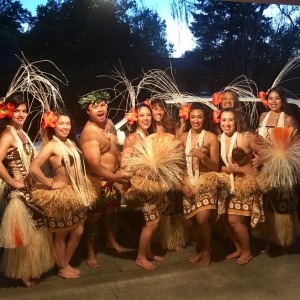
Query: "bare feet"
189 252 202 263
136 257 156 270
226 250 242 259
105 242 130 253
236 252 253 265
175 245 184 253
146 252 165 261
22 278 37 288
67 264 81 275
86 254 100 268
199 252 210 267
58 267 80 279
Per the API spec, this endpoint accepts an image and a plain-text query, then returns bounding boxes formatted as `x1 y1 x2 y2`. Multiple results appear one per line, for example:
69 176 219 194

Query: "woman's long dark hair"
267 86 291 115
41 109 79 147
151 98 176 135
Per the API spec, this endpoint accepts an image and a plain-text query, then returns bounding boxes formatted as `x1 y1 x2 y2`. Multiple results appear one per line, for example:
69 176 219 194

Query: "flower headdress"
125 108 138 125
179 103 191 121
257 91 268 108
78 90 110 109
42 111 58 128
211 92 223 106
0 102 15 119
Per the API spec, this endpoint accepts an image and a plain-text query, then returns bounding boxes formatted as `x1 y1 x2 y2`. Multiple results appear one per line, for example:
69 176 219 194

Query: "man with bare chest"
79 90 129 268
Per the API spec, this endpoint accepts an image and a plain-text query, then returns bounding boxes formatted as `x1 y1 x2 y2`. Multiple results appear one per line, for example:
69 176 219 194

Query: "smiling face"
87 101 108 124
137 106 152 132
189 108 204 132
221 91 236 109
54 115 71 140
220 111 236 135
10 103 28 128
267 91 282 113
152 104 165 123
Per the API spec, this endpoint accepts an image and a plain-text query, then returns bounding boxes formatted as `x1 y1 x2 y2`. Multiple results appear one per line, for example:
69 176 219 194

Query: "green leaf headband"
78 90 110 109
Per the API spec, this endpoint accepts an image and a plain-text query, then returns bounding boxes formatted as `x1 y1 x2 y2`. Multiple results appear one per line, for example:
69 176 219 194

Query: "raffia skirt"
0 190 55 279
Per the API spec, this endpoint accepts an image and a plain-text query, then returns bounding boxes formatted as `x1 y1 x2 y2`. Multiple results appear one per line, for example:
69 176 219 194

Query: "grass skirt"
154 213 189 251
31 179 98 220
1 227 55 279
0 191 36 248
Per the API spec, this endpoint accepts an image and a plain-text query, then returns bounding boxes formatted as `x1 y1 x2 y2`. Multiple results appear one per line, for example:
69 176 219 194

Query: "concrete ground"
1 210 300 300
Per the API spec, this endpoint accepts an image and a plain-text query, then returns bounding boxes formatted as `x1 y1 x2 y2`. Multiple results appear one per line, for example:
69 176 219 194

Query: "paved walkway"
1 210 300 300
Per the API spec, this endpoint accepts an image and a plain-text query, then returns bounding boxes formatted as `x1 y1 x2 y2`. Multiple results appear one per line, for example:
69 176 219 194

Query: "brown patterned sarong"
183 192 216 220
141 194 168 225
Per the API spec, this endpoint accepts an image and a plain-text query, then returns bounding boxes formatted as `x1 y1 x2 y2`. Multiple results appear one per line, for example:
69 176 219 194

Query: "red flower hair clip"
179 104 191 121
125 108 138 125
258 91 268 108
212 92 223 106
0 102 15 119
212 110 221 124
143 99 153 109
42 111 58 128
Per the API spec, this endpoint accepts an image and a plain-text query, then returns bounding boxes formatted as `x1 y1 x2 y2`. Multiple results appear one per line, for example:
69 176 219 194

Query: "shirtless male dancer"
79 90 130 268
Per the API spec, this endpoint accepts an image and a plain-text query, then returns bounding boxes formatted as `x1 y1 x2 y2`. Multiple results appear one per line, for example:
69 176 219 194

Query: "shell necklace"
185 129 206 187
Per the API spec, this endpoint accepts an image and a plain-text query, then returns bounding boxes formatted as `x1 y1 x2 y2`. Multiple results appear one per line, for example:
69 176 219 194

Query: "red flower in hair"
212 110 221 124
258 91 268 108
143 99 153 109
125 108 138 125
179 104 191 121
0 102 15 118
212 92 223 106
42 111 58 128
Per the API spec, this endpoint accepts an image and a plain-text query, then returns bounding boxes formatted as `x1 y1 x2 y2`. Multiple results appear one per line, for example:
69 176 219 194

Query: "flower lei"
185 129 206 187
52 136 91 207
220 132 238 193
78 90 110 109
258 111 285 139
179 104 191 121
0 103 15 119
42 111 57 128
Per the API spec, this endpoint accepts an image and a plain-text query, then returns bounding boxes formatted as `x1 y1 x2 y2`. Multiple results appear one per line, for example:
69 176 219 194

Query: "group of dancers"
0 58 299 288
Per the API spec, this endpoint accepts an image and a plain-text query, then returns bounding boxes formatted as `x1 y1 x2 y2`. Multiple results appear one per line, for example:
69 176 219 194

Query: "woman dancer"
0 93 54 287
122 103 165 270
219 108 264 265
253 87 299 251
178 102 219 267
30 110 97 279
151 98 188 253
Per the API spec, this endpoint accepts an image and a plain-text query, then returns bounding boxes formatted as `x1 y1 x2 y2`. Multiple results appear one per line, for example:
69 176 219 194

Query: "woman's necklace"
220 132 238 193
258 111 285 139
185 129 206 187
